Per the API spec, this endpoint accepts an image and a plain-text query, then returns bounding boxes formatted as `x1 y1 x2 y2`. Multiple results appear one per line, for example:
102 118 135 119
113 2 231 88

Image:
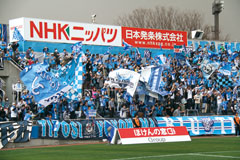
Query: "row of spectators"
0 39 240 121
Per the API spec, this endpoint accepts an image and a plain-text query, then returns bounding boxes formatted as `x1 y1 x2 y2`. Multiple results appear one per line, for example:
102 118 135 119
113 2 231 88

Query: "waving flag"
60 54 83 100
144 50 151 59
135 47 140 57
20 63 71 106
155 54 166 65
200 59 220 79
108 69 140 96
73 54 83 98
12 27 24 41
0 121 32 149
174 45 183 53
148 66 165 94
123 91 133 103
71 42 82 54
123 40 132 51
104 121 118 144
219 64 232 76
208 50 218 58
186 59 192 69
231 52 238 60
104 47 112 55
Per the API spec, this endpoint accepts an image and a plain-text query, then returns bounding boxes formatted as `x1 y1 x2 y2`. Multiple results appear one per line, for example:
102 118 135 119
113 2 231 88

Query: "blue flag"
12 27 24 41
154 54 166 65
219 63 232 76
148 66 166 94
186 59 192 69
200 59 220 79
231 52 238 60
2 24 7 43
104 121 118 144
135 47 141 57
123 92 133 103
123 40 132 51
57 54 83 100
20 63 71 106
71 42 82 54
104 47 112 55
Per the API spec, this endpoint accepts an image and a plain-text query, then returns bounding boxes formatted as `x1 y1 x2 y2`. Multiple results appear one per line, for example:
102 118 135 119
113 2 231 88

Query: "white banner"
106 69 140 96
118 127 191 145
9 17 122 46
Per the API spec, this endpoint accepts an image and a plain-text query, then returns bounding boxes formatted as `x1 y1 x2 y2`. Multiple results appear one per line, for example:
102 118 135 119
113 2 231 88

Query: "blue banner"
37 118 157 140
0 121 32 149
20 63 71 106
155 116 237 136
36 116 237 140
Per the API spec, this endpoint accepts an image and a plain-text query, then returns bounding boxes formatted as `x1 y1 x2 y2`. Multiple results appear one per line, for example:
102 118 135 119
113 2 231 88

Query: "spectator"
120 105 128 118
194 90 201 112
234 113 240 137
173 106 183 117
133 114 141 128
10 102 18 121
108 98 115 118
0 105 6 121
24 110 33 121
0 38 7 50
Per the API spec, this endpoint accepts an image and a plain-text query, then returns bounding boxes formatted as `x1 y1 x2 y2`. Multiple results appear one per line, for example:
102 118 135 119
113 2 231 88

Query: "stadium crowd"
0 39 240 122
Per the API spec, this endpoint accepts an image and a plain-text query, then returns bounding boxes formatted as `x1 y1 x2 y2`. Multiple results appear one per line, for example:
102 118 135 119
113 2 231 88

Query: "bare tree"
116 6 228 41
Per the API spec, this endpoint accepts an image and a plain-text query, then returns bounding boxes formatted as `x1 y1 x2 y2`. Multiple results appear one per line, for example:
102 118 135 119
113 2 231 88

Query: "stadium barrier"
34 116 237 140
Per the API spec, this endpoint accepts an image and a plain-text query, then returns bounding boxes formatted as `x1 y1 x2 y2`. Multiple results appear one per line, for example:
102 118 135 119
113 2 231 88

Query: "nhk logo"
30 20 83 41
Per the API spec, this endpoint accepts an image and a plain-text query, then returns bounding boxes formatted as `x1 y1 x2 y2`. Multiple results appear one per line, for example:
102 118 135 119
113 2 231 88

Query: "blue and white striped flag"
73 54 83 98
135 47 140 56
64 54 83 100
12 27 24 41
186 59 192 69
148 66 165 94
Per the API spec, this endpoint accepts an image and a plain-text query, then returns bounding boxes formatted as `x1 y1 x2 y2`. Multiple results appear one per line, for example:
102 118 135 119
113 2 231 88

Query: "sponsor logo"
30 20 73 40
148 137 166 143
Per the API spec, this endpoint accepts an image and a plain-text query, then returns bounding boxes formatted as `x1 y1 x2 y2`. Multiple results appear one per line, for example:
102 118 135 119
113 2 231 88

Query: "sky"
0 0 239 41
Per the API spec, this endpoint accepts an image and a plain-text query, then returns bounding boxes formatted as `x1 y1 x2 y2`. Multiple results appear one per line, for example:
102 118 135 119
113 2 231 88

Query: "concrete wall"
0 60 22 103
5 139 103 148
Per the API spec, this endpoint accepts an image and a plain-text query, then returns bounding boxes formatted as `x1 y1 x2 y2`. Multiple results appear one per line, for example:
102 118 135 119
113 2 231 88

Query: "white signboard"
9 17 122 46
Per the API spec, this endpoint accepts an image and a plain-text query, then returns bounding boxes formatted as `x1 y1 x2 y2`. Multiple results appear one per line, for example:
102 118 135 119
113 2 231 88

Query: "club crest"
201 118 214 132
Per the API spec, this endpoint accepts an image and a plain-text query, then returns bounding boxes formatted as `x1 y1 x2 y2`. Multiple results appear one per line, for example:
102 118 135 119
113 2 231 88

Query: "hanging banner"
0 121 32 149
118 126 191 144
122 27 187 49
9 17 122 46
155 116 237 136
36 116 237 140
37 117 157 140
